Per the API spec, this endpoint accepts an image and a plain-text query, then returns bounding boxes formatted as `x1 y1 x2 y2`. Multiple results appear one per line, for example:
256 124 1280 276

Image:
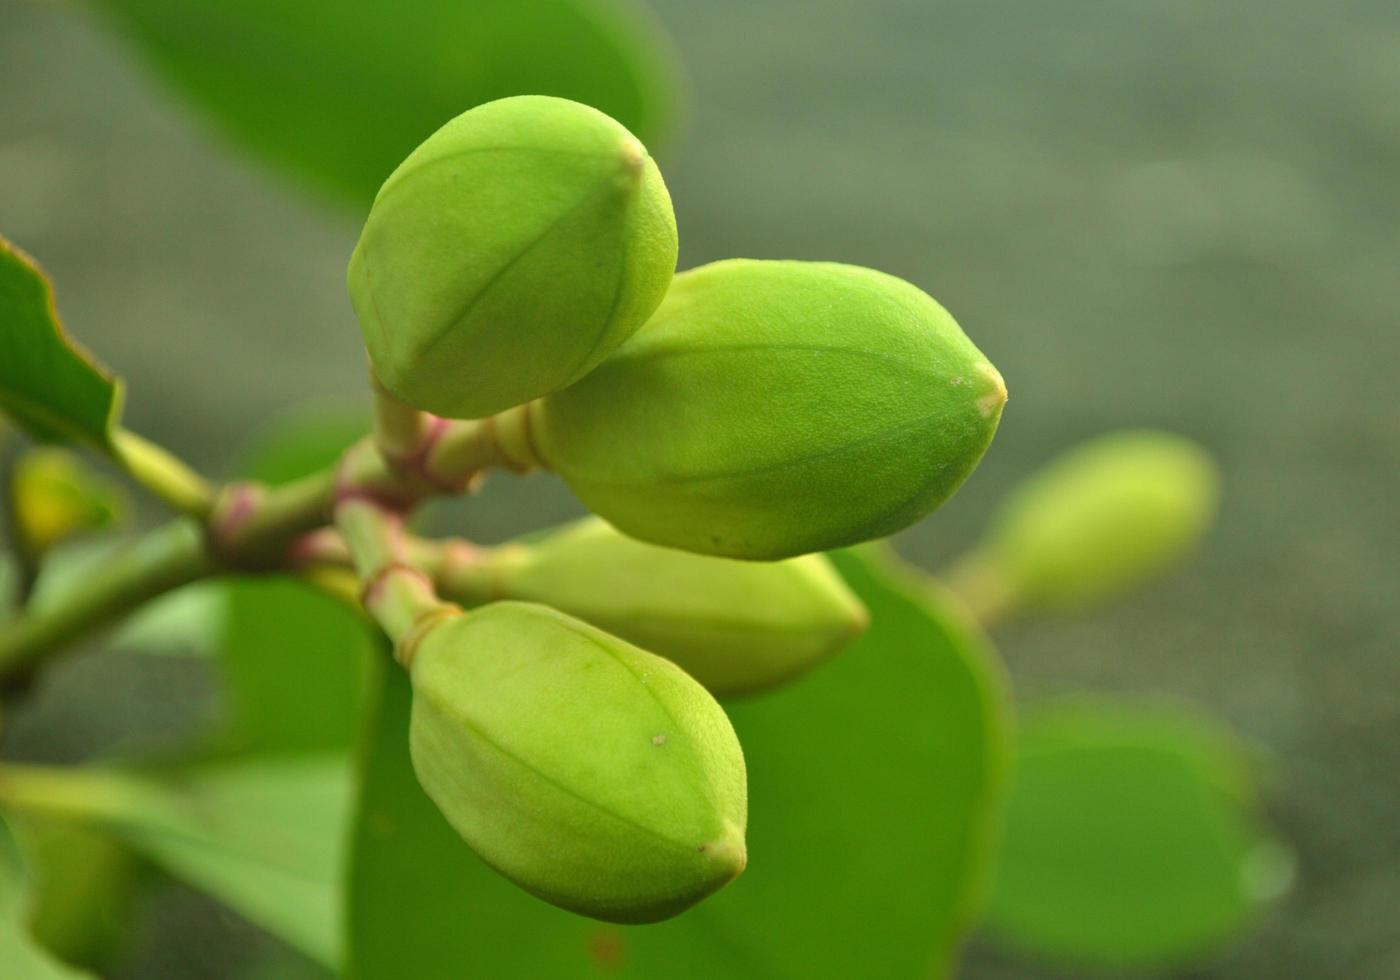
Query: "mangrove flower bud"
445 517 869 697
10 447 125 557
405 601 747 923
959 430 1219 616
505 259 1006 559
347 95 678 419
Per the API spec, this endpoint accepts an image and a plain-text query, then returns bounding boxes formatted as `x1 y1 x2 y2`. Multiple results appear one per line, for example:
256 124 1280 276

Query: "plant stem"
207 467 339 566
0 460 346 682
371 374 517 492
371 371 432 464
334 497 454 651
111 429 214 517
424 418 512 485
0 519 215 678
940 552 1019 629
0 415 512 680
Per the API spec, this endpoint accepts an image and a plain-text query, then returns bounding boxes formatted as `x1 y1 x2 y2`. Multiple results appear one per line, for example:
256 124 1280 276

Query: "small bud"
515 259 1005 559
10 447 126 557
348 96 677 419
974 430 1219 613
406 601 747 923
455 517 868 696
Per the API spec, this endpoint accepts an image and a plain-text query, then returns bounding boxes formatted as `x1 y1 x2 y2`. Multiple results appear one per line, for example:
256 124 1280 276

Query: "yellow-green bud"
973 430 1219 613
10 447 125 557
348 96 678 419
405 601 747 923
447 517 869 696
509 259 1006 559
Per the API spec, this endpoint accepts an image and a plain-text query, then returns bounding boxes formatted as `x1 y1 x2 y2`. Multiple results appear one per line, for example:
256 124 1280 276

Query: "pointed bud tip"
976 362 1008 420
847 598 872 639
618 137 647 179
700 822 748 884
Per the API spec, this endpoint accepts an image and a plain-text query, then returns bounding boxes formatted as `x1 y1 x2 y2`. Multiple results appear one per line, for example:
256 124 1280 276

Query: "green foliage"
406 601 746 923
444 516 868 696
532 260 1007 559
119 757 351 968
19 821 142 972
983 699 1291 969
0 816 91 979
94 0 678 205
0 17 1282 975
218 411 370 755
4 760 352 969
0 237 120 451
346 546 1009 978
348 96 677 419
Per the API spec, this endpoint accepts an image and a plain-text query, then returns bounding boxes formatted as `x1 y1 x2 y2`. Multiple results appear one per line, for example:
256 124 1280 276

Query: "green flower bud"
447 517 869 696
348 96 678 419
406 601 747 923
970 430 1219 614
10 447 125 557
506 259 1006 559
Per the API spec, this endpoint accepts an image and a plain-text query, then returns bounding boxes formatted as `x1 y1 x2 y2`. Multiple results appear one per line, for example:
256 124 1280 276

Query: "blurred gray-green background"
1 0 1397 977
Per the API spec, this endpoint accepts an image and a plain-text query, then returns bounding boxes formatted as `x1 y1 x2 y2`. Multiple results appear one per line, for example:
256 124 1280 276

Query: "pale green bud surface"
348 95 678 419
517 259 1006 559
978 430 1219 613
406 601 747 923
455 517 868 696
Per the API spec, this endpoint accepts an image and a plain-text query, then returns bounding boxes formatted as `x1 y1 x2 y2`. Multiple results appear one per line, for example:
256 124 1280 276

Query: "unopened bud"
448 517 868 696
971 430 1219 614
406 601 747 923
517 259 1006 559
348 96 677 419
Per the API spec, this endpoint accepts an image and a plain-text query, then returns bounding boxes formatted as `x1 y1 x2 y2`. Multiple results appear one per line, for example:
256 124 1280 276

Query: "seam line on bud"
571 409 965 487
559 198 635 385
406 174 636 371
421 682 717 858
526 612 724 814
602 341 936 373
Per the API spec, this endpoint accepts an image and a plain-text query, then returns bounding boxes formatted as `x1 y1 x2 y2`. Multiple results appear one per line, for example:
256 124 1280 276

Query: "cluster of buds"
342 95 1005 922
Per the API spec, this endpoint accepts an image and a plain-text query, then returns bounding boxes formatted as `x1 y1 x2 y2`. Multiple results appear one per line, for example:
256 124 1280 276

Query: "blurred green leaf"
25 538 222 656
18 821 144 973
119 757 352 968
346 545 1010 979
95 0 680 205
0 236 121 450
108 580 222 657
983 698 1293 969
218 410 369 755
0 813 93 979
238 949 335 980
1 759 352 969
